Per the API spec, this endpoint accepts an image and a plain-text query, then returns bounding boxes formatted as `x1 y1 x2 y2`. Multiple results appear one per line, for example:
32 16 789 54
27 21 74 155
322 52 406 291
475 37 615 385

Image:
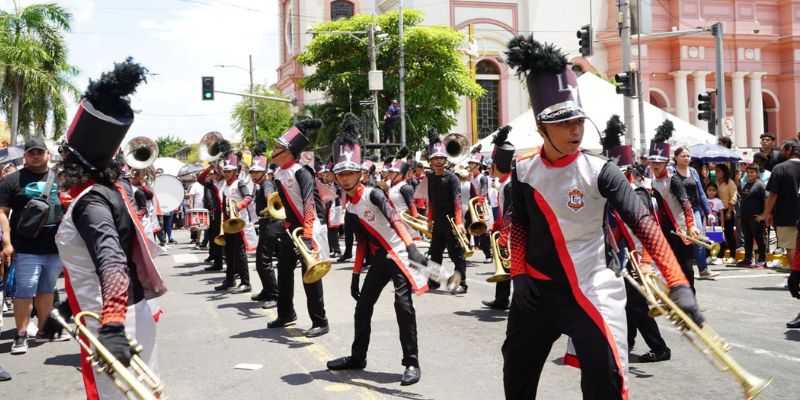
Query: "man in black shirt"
249 150 280 308
758 132 782 172
0 138 64 355
761 140 800 273
740 164 767 267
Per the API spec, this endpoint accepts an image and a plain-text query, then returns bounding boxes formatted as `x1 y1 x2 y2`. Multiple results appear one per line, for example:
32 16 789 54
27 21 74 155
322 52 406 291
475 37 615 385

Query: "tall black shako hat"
276 118 323 158
250 140 268 172
601 114 632 167
65 57 148 170
388 146 411 175
491 125 515 173
332 113 362 174
505 36 585 124
648 119 673 163
427 128 447 159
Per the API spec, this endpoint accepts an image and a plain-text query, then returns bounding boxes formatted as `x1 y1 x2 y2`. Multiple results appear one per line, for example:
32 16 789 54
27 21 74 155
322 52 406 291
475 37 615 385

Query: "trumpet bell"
222 218 245 234
302 260 332 284
709 242 721 258
468 221 487 236
123 136 159 169
486 272 510 283
199 131 225 162
267 192 286 220
213 234 225 246
443 133 470 164
290 227 331 284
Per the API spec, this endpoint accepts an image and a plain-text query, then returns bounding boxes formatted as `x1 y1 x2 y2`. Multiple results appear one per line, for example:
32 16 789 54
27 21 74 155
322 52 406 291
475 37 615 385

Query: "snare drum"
186 208 210 231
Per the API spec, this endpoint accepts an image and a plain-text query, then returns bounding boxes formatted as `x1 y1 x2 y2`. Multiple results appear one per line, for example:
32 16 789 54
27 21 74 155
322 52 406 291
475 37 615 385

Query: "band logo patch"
364 210 376 222
567 186 585 211
287 179 294 188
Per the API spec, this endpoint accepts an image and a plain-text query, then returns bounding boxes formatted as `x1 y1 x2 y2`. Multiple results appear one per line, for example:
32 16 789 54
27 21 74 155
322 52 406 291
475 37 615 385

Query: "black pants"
224 232 249 286
327 222 341 254
342 218 354 257
428 219 468 288
625 279 669 353
352 251 418 367
255 217 281 299
667 233 695 290
276 231 327 327
741 216 766 262
465 211 491 258
503 280 624 400
493 280 511 305
722 212 737 259
207 212 223 268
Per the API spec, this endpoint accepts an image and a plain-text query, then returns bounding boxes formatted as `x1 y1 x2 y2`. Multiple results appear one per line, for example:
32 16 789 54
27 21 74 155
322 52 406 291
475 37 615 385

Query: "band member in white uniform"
386 147 421 239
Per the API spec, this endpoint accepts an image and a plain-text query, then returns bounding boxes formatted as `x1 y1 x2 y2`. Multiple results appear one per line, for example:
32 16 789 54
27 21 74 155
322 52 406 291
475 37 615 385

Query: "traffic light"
614 72 637 97
697 91 716 134
202 76 214 101
577 24 593 57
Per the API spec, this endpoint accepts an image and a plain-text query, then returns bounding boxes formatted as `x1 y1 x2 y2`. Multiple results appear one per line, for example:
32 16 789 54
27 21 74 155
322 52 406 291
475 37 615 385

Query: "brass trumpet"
401 210 431 239
621 249 772 399
447 215 474 258
222 198 245 234
487 231 510 283
672 230 721 258
50 309 166 400
467 197 488 236
213 207 226 246
265 192 286 220
288 227 331 284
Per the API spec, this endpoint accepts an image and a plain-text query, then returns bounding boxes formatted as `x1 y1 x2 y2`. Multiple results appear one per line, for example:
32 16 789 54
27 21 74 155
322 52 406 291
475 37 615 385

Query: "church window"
331 1 355 20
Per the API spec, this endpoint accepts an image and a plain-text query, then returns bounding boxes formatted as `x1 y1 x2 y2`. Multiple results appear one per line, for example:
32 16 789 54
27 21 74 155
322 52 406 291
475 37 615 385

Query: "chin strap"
540 123 565 156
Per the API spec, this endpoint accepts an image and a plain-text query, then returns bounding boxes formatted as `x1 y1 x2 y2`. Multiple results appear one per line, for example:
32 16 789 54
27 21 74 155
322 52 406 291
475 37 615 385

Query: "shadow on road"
230 327 313 349
44 353 81 370
282 369 432 400
747 287 788 292
217 301 265 320
784 330 800 342
453 309 507 323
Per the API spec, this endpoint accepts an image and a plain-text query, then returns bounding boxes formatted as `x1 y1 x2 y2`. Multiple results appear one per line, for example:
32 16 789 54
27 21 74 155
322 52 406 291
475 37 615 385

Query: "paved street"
2 229 800 399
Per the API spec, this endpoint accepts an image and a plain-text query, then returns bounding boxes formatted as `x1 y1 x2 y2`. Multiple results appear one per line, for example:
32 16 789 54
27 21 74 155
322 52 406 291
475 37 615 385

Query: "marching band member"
482 125 515 310
415 128 468 293
199 161 224 271
648 120 702 291
467 145 492 261
267 119 330 338
54 58 167 400
317 159 342 259
325 113 428 386
386 147 421 239
249 141 280 308
502 37 702 399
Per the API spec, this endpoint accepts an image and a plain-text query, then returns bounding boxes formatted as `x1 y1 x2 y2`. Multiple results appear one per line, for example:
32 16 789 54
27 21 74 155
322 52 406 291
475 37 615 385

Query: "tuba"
262 192 286 220
222 198 245 234
199 131 225 162
467 197 488 236
443 133 470 164
621 249 772 399
672 230 721 258
401 210 431 239
50 309 166 400
123 136 159 169
447 215 474 258
289 227 331 284
487 231 510 283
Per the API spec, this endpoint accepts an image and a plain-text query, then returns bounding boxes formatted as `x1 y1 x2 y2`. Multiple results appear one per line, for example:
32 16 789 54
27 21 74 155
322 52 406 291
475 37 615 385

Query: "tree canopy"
156 135 187 158
230 84 293 148
298 10 483 151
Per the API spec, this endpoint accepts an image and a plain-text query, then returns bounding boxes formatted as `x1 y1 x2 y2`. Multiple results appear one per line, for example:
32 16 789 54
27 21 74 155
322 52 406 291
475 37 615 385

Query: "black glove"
98 323 132 367
788 270 800 299
406 244 427 267
511 275 540 314
669 284 705 326
350 274 360 301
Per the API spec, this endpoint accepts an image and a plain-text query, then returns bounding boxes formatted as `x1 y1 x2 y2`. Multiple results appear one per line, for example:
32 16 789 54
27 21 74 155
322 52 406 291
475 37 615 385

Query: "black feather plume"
601 115 625 150
84 57 148 118
653 119 674 144
368 154 379 162
395 146 409 160
383 155 394 165
252 139 268 157
505 35 568 78
471 144 482 154
337 112 361 145
218 139 232 156
493 125 511 146
297 118 323 136
427 127 441 145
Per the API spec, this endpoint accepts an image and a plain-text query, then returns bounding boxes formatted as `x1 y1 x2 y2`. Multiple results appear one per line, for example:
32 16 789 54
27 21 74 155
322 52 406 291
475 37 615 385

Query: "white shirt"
188 182 204 209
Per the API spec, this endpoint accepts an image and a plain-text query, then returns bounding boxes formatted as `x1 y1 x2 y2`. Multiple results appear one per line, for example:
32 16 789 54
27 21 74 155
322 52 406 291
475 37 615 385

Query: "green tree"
298 10 483 150
230 84 293 148
156 135 187 158
0 1 80 144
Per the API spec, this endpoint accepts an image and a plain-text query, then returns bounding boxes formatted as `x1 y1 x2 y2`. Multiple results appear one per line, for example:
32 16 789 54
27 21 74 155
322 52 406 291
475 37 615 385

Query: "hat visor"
334 162 362 174
539 108 587 124
429 152 447 159
222 165 238 171
647 156 669 163
249 167 266 172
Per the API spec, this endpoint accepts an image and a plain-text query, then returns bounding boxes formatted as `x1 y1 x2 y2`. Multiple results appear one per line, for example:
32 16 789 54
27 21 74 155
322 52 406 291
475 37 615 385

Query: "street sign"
722 116 734 137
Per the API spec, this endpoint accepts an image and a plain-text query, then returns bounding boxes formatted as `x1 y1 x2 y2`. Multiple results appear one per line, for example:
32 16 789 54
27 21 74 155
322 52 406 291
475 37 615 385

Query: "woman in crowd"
714 164 739 262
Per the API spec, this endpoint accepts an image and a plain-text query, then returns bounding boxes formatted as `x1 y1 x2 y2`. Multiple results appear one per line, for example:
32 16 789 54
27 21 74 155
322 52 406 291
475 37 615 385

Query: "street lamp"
215 55 257 143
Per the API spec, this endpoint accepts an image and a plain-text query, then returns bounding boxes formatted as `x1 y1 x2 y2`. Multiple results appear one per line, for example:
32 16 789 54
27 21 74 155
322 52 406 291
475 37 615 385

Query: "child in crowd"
739 164 767 267
706 183 725 265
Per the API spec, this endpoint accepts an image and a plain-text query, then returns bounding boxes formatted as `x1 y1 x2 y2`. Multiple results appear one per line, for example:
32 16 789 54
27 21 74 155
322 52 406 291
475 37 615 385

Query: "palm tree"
0 1 76 145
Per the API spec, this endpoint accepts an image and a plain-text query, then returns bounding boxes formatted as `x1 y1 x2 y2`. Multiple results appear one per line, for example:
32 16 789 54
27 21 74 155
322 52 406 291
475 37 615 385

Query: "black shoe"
327 356 366 370
427 279 441 290
204 265 223 272
214 281 234 291
169 239 178 244
267 314 297 328
452 285 467 294
336 254 352 262
331 251 342 258
481 299 509 310
787 313 800 328
305 324 330 338
638 350 671 363
261 300 278 309
204 256 214 263
251 292 270 302
229 284 252 294
400 366 421 386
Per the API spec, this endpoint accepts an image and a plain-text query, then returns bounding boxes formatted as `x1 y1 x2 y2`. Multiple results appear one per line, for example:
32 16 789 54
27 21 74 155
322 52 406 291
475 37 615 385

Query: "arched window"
331 1 354 20
475 60 500 139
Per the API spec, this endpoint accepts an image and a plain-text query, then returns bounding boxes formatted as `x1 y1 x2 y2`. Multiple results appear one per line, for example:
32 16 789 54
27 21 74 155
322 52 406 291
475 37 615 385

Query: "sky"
6 0 285 144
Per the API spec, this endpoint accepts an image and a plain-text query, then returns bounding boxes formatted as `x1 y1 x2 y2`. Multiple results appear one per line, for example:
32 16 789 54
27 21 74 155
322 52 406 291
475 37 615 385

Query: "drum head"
153 175 184 213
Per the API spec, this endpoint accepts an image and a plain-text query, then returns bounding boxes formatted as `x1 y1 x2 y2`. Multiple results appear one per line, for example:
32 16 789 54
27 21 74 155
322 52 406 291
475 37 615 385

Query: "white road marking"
726 342 800 364
172 253 199 264
712 273 786 280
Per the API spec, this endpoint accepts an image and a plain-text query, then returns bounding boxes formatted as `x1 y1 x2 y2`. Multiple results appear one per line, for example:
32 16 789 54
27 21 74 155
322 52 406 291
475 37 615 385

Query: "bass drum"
152 175 184 213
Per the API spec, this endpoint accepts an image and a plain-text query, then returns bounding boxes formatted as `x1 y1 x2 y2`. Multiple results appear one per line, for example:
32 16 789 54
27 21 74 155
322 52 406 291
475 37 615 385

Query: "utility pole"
249 54 257 143
635 1 646 156
398 0 406 146
619 0 635 146
368 24 380 148
712 22 725 138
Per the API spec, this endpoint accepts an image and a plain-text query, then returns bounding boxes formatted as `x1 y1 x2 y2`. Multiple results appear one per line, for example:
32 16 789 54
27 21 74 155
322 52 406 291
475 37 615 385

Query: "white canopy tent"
477 73 716 156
